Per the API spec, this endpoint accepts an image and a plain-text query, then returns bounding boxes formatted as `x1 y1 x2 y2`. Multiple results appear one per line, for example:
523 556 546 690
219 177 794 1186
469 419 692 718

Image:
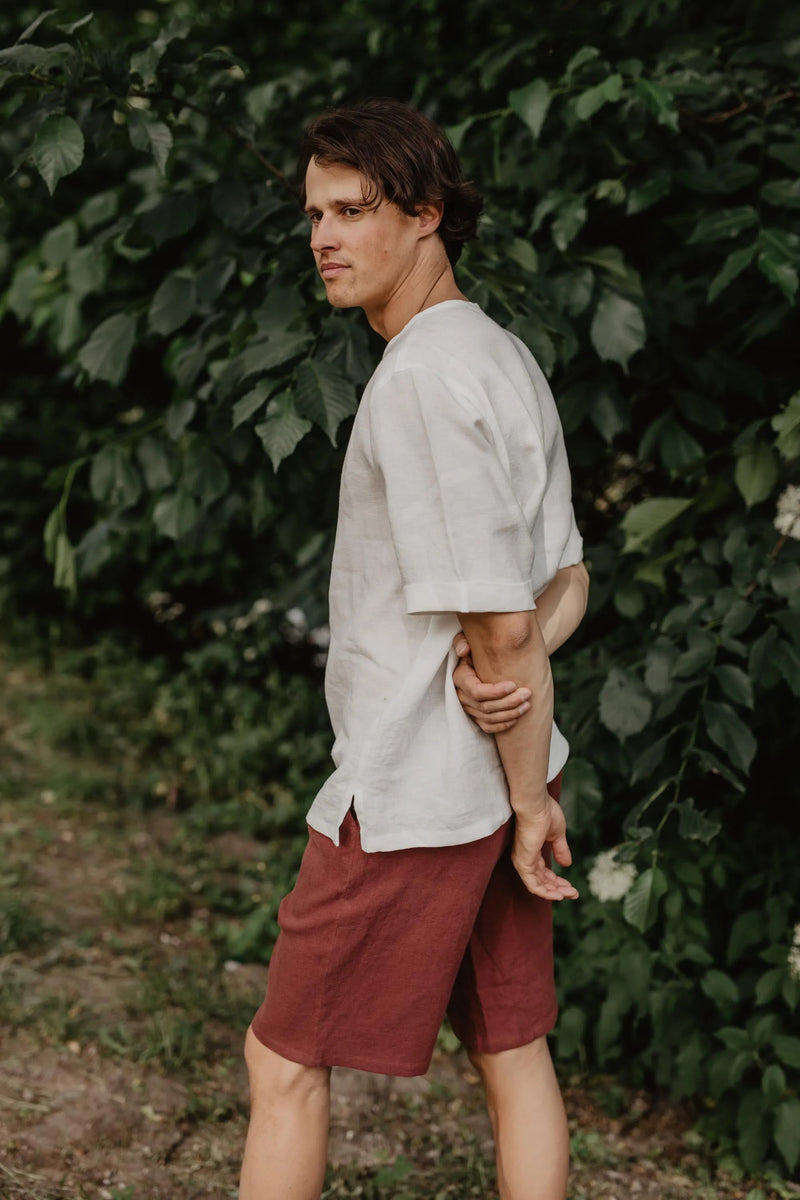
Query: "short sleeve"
368 367 544 614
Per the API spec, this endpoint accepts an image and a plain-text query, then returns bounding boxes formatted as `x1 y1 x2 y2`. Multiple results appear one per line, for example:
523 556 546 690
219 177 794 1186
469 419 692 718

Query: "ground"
0 651 792 1200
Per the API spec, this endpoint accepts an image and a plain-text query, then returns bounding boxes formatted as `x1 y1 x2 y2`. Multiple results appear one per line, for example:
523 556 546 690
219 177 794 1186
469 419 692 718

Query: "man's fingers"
550 833 572 867
514 867 579 901
453 671 529 707
459 690 529 714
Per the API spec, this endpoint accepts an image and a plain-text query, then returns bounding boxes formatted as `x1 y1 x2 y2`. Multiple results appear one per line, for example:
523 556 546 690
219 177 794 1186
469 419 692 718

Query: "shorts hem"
252 1026 432 1079
458 1007 558 1057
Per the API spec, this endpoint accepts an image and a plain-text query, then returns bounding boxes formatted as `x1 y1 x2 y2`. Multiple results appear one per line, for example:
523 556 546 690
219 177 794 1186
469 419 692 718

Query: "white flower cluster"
774 485 800 541
789 924 800 982
210 596 273 637
587 847 637 903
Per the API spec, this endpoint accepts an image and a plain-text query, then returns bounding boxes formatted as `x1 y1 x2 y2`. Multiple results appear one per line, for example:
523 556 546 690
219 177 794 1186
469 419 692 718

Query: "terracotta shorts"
251 776 561 1077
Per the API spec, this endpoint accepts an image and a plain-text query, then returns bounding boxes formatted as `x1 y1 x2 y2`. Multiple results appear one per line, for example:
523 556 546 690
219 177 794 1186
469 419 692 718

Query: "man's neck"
367 259 468 342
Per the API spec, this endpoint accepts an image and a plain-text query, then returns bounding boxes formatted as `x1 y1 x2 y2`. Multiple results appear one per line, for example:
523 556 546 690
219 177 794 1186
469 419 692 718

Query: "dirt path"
0 655 784 1199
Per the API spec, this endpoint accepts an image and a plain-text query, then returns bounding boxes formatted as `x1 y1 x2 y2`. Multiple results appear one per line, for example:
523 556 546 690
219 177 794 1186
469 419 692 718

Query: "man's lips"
320 263 349 278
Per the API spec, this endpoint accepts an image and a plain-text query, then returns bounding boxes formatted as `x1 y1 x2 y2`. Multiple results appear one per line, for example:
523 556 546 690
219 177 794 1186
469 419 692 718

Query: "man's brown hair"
299 98 482 266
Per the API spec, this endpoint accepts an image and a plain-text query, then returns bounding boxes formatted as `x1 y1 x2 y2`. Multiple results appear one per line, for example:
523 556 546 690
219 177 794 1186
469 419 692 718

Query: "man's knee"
469 1034 552 1086
244 1025 330 1109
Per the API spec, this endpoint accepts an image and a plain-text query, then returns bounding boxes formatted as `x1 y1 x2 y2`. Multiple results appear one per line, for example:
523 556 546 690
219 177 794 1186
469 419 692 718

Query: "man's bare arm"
456 609 578 901
454 562 589 732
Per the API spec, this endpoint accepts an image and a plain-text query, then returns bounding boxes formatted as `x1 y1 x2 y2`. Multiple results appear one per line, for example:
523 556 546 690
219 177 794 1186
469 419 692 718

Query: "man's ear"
416 201 444 238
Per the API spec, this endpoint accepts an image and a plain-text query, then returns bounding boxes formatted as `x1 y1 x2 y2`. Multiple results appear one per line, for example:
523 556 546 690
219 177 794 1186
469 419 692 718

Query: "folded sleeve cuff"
404 579 537 615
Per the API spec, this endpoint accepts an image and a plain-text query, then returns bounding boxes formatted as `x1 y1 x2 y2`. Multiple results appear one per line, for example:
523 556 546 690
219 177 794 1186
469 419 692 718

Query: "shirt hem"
308 806 513 854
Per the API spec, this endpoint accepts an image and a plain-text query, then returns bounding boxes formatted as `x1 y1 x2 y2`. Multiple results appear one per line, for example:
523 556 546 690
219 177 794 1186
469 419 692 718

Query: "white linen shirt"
305 300 583 852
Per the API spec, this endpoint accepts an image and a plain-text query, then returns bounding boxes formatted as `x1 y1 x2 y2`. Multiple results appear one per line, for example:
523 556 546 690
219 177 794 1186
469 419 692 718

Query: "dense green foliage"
2 0 799 1176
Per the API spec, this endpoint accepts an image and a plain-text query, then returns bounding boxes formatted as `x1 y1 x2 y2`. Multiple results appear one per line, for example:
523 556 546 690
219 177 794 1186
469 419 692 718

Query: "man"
240 98 589 1200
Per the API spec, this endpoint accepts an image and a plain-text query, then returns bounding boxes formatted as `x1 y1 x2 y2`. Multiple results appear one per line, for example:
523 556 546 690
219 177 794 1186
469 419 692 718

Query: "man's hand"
512 794 579 901
453 633 530 732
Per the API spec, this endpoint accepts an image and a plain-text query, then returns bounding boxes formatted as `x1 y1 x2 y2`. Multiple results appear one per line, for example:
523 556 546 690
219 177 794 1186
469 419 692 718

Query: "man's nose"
310 214 339 252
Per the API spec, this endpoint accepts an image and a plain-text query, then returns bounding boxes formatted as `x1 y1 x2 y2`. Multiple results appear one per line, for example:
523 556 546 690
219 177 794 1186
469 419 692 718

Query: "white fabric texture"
305 300 583 852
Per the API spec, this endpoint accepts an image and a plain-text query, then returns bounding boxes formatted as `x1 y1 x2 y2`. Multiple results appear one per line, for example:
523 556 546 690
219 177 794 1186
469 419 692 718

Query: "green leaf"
136 436 172 491
688 206 758 244
701 968 740 1012
761 1064 786 1107
41 220 78 268
67 245 107 300
574 73 624 121
659 420 704 474
508 78 552 140
56 13 94 34
564 45 600 78
677 799 721 843
196 257 237 307
633 78 679 131
702 700 757 774
620 498 693 554
128 109 173 175
148 271 196 336
255 391 312 471
74 520 113 578
295 360 357 445
232 383 271 429
53 531 76 594
17 10 57 42
182 441 229 508
707 244 757 302
551 196 587 252
590 293 645 370
507 237 539 273
771 562 800 599
79 190 119 230
165 399 196 440
140 193 199 247
726 910 764 966
153 490 198 539
32 115 84 195
771 391 800 459
626 172 670 215
714 664 754 709
774 1035 800 1069
755 968 785 1006
7 264 41 321
757 252 798 302
758 226 800 265
231 330 313 384
761 178 800 209
89 445 142 510
775 1099 800 1173
776 641 800 696
78 313 138 386
734 442 778 507
623 866 667 932
599 668 652 740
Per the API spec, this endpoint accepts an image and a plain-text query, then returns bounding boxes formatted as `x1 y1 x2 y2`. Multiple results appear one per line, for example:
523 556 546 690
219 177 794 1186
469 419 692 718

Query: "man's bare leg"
470 1036 569 1200
239 1025 331 1200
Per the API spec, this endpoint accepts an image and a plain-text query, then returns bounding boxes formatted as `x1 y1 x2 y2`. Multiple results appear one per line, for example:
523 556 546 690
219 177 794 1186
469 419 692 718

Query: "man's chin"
326 293 358 310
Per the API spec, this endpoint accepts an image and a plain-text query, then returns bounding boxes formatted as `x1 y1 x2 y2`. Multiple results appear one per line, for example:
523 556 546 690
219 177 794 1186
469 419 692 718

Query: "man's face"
304 158 424 316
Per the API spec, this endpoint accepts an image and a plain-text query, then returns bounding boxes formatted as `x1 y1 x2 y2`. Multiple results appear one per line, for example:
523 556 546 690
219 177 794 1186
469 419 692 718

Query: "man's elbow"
458 610 538 660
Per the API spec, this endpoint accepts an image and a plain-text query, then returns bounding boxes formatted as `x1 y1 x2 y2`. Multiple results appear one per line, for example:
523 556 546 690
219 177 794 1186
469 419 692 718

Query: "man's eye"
342 207 362 217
